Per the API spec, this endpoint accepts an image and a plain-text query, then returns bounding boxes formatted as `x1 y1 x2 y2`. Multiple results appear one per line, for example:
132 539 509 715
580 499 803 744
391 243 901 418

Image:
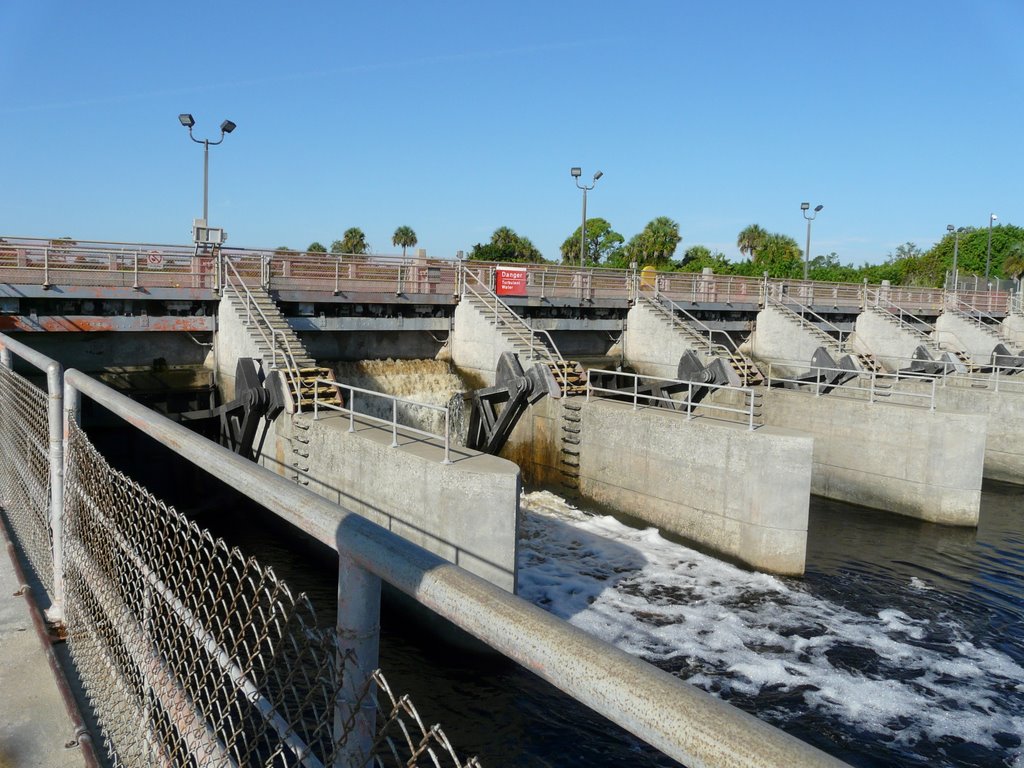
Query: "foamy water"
332 359 464 437
519 490 1024 767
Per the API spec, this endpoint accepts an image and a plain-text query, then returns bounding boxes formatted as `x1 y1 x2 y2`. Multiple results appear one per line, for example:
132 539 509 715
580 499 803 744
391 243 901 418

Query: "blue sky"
1 1 1021 265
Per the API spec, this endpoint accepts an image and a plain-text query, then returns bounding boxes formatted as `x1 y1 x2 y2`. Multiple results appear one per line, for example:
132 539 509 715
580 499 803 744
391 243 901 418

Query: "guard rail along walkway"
0 331 847 768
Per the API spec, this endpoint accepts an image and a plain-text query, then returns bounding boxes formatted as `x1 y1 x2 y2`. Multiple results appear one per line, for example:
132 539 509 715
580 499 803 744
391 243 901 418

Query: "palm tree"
338 227 369 255
392 226 418 258
737 224 768 261
626 216 682 265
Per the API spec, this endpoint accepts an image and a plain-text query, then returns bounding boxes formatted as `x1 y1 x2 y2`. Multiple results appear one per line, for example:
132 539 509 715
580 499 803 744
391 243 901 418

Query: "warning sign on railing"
495 266 527 296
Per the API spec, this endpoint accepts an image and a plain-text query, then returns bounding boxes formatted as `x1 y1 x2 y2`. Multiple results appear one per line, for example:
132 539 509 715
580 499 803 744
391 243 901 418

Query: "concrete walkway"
0 534 88 768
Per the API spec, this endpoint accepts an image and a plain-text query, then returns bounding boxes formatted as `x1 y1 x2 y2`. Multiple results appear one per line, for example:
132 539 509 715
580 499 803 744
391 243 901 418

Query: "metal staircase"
946 296 1020 350
222 258 342 412
639 291 764 386
461 270 586 395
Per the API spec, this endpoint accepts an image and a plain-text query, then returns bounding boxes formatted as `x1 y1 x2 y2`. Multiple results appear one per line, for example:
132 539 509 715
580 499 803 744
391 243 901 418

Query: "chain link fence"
1 362 480 768
0 364 54 594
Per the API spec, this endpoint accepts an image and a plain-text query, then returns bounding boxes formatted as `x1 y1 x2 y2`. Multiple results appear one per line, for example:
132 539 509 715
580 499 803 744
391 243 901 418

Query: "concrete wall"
1001 314 1024 347
261 412 522 593
622 301 701 379
215 294 266 400
582 401 812 575
504 396 813 575
762 388 984 525
450 300 515 386
934 313 1001 364
891 378 1024 484
853 309 930 372
748 304 830 375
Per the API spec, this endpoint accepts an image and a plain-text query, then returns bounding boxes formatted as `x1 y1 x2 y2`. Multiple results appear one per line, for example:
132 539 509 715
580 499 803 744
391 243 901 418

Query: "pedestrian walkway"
0 525 89 768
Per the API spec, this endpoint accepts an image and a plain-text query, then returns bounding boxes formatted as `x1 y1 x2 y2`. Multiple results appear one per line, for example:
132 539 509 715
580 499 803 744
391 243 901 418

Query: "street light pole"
985 213 998 284
947 224 966 292
571 167 603 267
800 202 823 281
179 114 236 223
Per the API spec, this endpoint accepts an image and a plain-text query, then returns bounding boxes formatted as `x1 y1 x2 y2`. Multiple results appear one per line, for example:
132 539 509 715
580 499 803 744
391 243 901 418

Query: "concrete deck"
0 530 89 768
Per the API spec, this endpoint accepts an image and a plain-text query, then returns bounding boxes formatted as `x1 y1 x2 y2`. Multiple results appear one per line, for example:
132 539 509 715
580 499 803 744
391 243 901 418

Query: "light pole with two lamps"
178 113 236 226
570 167 602 267
985 213 998 284
800 202 823 281
947 224 966 292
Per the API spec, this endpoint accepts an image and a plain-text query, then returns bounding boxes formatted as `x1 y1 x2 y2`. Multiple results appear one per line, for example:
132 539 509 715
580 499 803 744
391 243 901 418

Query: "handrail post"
132 250 139 290
686 382 693 419
45 361 65 624
747 390 754 431
930 376 937 411
869 371 876 404
391 400 398 447
334 256 340 295
43 246 51 289
349 391 356 432
633 375 639 410
443 407 452 465
333 549 381 768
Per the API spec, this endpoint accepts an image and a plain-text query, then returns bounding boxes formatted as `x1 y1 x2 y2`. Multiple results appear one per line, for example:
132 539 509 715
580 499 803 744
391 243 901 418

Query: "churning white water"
332 359 466 439
518 490 1024 767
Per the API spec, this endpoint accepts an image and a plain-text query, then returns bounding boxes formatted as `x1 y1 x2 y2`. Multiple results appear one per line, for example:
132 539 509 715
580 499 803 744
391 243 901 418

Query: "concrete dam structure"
2 236 1022 582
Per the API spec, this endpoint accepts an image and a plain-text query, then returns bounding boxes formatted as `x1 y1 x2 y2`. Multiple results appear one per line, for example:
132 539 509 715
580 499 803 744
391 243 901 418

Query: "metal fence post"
43 247 51 289
45 362 65 624
334 551 381 768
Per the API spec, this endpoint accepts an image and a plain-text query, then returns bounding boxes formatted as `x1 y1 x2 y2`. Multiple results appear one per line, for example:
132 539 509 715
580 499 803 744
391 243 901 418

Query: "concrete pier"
506 397 813 576
760 389 984 526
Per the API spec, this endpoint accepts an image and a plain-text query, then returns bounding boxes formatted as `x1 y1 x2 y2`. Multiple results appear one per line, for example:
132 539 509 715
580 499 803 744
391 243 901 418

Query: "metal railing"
768 295 848 351
765 361 939 410
222 256 308 412
461 268 566 368
586 368 762 430
0 331 846 768
313 379 454 464
946 294 1009 339
864 288 938 346
641 289 736 355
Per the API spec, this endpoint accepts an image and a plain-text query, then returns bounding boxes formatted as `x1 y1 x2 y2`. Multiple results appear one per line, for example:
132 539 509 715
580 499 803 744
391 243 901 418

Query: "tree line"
280 226 420 257
468 219 1024 287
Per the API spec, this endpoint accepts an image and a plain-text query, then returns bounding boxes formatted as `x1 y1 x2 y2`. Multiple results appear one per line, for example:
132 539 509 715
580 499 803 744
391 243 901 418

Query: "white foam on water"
518 490 1024 761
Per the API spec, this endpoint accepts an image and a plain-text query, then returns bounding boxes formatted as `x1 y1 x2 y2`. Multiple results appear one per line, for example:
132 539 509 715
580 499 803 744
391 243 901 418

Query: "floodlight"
179 113 195 128
220 120 236 134
593 170 603 181
570 167 582 178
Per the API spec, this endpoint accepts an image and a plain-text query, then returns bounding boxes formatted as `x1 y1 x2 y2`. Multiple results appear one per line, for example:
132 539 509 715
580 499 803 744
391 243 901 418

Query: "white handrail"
222 257 307 412
768 295 848 351
765 361 938 410
313 379 453 464
585 368 760 430
459 267 570 391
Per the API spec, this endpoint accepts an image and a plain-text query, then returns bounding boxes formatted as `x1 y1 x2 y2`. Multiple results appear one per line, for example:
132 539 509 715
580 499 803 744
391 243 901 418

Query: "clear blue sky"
2 1 1021 265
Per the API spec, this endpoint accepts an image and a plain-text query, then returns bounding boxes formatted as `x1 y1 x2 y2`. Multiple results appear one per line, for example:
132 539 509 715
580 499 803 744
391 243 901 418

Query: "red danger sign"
495 267 528 296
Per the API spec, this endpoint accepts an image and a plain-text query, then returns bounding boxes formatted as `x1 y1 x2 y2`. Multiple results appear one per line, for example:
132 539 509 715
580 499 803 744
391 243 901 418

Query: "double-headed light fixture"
571 167 603 267
800 202 824 280
178 113 236 225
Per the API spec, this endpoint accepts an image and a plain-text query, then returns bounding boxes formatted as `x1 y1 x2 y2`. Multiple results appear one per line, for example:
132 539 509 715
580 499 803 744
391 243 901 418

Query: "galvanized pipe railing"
312 379 453 464
221 257 307 411
768 295 848 351
764 361 939 410
586 368 761 430
58 366 844 768
0 334 66 624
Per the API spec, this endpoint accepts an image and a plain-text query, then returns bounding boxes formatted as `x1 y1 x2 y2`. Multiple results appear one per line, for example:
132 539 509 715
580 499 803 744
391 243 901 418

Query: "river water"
188 479 1023 768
